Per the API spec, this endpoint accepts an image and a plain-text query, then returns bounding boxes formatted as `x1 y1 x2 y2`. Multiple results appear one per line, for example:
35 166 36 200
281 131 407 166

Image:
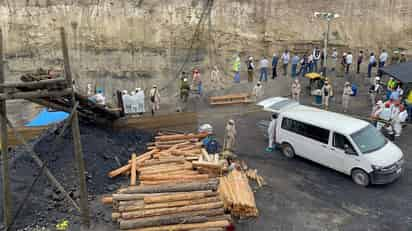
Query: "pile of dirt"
1 123 153 230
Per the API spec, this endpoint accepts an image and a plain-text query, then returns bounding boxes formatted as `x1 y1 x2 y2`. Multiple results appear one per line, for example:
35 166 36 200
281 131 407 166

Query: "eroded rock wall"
0 0 411 104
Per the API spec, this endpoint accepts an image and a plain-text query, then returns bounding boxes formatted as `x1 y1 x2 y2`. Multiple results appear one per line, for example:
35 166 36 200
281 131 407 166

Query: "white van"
258 97 404 186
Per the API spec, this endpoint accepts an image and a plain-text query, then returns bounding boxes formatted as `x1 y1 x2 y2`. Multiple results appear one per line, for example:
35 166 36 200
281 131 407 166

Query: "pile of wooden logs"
104 132 233 230
218 169 258 217
108 180 231 230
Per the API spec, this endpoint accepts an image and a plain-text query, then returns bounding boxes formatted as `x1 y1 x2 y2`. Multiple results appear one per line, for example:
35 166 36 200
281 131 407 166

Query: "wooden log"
127 220 230 231
142 157 185 167
0 88 72 100
192 161 223 169
139 174 208 182
140 170 199 178
118 200 145 212
119 208 225 230
153 139 198 146
130 154 137 186
121 202 224 220
201 149 211 162
108 149 158 178
1 78 68 89
144 191 217 204
101 196 113 204
112 212 121 221
155 133 209 142
118 180 219 194
139 163 193 175
188 228 225 231
140 178 209 186
143 196 220 210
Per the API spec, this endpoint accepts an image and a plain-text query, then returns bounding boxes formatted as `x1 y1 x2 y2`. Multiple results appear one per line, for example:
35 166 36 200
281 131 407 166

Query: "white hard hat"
228 119 235 124
249 56 253 61
375 76 380 81
199 124 213 134
183 78 188 82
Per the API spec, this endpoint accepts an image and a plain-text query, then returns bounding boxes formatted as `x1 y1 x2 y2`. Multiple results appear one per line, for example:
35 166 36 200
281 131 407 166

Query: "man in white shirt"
379 49 388 68
281 50 290 76
345 52 353 74
313 47 321 72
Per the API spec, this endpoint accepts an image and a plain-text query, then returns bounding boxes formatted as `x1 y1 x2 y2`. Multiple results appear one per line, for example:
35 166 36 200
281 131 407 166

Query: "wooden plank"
113 112 198 130
130 154 137 186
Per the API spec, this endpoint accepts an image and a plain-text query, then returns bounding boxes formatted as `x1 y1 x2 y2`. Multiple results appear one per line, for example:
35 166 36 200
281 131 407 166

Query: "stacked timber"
107 180 231 230
218 169 258 217
105 132 231 230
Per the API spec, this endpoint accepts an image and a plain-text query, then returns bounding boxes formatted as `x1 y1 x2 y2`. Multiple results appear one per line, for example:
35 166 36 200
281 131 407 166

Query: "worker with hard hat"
223 119 237 152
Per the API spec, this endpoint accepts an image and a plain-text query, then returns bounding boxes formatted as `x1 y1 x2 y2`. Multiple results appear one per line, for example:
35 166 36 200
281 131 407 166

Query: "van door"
326 132 360 174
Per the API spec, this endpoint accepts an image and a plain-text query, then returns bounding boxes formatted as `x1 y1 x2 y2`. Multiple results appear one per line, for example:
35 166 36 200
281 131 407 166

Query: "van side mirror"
344 144 357 155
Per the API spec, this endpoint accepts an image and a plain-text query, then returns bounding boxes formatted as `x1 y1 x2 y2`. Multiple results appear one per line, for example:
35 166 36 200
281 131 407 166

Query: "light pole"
314 12 340 75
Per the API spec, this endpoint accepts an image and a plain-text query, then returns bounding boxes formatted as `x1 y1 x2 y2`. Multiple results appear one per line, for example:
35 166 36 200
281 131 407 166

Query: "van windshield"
351 125 387 154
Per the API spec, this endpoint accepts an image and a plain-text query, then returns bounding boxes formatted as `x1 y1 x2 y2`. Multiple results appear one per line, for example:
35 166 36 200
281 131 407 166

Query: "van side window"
333 133 354 151
281 118 330 144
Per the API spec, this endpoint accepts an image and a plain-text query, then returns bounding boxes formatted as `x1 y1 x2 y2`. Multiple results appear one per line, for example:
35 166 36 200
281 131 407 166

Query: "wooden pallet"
209 93 252 105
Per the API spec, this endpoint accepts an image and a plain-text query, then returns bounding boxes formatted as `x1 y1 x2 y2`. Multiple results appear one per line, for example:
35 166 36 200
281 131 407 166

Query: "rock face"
0 0 411 105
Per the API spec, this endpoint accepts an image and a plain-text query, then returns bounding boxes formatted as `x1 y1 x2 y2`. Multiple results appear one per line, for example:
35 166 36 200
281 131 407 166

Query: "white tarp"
122 92 145 114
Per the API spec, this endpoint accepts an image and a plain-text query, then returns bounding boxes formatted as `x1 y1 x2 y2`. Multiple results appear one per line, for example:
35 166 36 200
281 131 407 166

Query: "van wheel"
351 169 370 187
281 143 295 158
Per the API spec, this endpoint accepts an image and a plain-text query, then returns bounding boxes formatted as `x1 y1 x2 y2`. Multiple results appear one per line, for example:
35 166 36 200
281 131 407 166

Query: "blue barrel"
315 95 322 105
351 84 357 96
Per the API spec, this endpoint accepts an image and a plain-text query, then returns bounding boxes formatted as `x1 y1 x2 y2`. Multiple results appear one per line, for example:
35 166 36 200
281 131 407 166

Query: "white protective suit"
267 118 277 149
393 110 408 136
223 121 237 151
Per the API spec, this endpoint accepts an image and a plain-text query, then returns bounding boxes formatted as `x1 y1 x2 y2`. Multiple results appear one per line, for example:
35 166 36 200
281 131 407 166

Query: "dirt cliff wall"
0 0 411 104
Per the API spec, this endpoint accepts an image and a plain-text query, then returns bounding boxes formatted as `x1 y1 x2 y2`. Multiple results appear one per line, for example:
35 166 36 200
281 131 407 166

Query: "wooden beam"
61 27 90 227
0 88 72 100
0 27 12 228
0 78 67 89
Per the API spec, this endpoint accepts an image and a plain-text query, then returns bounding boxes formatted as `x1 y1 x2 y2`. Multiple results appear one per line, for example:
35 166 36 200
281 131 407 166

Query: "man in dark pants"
272 53 278 79
356 50 363 74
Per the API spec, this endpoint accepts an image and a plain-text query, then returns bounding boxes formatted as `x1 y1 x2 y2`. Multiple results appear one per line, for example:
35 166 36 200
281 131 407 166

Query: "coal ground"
0 122 153 230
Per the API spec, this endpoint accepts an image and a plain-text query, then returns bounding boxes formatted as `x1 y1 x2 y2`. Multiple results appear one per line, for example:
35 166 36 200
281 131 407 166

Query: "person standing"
247 56 255 83
192 69 202 95
149 85 160 116
342 82 353 113
291 54 300 78
400 52 407 63
272 53 279 79
369 76 383 105
313 47 321 72
223 119 237 152
340 53 347 75
259 56 269 82
210 65 222 89
281 50 290 76
252 81 264 101
391 50 400 64
331 48 338 71
233 55 241 83
368 53 377 78
298 54 308 76
356 50 364 74
321 80 332 110
379 49 388 68
307 53 314 73
266 114 278 152
180 78 190 103
291 79 301 102
345 52 353 74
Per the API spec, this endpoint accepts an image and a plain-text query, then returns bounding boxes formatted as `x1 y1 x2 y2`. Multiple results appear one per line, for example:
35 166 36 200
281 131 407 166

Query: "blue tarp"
26 108 69 127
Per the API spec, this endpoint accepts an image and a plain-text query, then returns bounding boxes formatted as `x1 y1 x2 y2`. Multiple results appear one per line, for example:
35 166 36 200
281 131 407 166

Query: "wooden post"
0 27 12 228
60 27 90 227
